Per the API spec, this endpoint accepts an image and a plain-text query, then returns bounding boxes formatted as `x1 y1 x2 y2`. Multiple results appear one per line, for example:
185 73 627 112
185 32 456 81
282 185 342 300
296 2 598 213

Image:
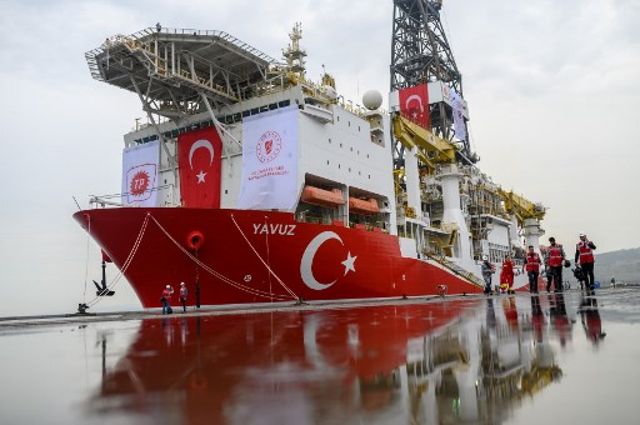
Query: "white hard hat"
166 284 171 289
579 232 586 237
180 282 185 286
482 255 488 261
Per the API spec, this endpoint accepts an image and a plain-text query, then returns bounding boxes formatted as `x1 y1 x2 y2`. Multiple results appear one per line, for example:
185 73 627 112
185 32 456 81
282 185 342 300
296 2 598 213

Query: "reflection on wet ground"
2 289 640 425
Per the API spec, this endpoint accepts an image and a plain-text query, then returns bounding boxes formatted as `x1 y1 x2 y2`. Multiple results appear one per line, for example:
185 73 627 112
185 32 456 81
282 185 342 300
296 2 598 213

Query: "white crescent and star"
405 94 425 112
188 139 215 184
300 231 357 291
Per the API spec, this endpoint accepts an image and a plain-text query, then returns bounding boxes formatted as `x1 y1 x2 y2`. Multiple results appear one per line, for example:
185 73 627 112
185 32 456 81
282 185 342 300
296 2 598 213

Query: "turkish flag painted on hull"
178 127 223 208
399 84 430 129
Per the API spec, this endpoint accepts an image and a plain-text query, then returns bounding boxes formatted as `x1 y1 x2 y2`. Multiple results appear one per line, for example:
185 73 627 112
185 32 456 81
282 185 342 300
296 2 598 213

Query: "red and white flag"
178 127 223 208
399 84 430 129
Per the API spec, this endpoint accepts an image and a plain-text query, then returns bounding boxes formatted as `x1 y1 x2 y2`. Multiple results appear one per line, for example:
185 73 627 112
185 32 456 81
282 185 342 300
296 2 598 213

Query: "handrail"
89 184 177 208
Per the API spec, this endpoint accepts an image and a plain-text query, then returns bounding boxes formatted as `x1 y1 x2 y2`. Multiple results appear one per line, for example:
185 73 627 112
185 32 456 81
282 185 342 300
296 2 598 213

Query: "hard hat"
166 284 171 289
579 232 586 237
180 282 185 286
482 255 488 261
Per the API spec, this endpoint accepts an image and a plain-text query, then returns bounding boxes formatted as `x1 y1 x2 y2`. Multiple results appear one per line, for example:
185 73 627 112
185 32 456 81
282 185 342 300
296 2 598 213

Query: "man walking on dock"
179 282 189 313
524 246 541 293
546 237 566 292
575 233 597 290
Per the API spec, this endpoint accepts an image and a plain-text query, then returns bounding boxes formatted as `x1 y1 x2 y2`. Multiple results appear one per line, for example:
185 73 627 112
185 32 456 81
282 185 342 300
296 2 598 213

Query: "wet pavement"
1 288 639 425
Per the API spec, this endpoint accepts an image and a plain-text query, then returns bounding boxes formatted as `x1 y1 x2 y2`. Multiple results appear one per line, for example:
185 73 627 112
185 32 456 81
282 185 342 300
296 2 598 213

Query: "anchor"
93 258 115 297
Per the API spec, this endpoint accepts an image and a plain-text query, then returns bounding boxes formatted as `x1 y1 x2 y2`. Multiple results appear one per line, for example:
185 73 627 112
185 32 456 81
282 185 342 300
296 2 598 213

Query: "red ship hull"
73 208 483 308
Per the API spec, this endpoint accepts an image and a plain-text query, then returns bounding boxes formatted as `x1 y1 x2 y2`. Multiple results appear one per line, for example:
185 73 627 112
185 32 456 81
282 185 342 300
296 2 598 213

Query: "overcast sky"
1 0 638 316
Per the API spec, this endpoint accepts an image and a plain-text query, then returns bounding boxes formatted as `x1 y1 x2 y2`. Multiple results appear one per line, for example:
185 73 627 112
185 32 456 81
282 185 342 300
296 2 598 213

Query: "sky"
0 0 638 316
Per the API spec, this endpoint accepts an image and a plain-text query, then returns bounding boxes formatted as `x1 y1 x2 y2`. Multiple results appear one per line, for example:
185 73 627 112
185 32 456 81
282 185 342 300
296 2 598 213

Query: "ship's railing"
156 27 277 64
423 252 485 288
86 26 276 71
88 184 177 209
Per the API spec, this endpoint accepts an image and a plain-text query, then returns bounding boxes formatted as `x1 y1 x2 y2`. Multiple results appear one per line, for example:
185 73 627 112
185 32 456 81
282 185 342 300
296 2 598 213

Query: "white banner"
121 140 160 207
451 89 467 141
237 107 299 211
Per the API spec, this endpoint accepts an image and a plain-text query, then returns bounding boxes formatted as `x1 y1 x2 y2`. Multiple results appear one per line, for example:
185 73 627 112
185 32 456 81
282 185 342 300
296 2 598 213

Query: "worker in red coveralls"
179 282 189 313
546 237 566 292
524 245 542 293
500 255 515 294
575 233 597 290
161 284 174 314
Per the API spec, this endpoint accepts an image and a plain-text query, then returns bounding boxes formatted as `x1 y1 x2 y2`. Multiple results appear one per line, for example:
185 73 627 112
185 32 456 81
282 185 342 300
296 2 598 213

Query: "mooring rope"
229 214 300 301
85 213 150 308
149 215 294 301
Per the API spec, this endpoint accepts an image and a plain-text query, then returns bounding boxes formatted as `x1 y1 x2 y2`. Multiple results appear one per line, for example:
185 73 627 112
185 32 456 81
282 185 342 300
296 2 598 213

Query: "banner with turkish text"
121 140 160 207
178 126 223 208
237 107 299 211
399 84 430 129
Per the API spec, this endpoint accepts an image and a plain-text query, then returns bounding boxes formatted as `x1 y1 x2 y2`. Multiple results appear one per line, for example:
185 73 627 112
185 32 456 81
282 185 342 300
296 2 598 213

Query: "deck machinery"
389 0 545 265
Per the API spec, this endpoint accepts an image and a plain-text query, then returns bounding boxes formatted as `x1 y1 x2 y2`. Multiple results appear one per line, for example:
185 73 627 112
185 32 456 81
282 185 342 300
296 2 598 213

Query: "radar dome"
362 90 383 110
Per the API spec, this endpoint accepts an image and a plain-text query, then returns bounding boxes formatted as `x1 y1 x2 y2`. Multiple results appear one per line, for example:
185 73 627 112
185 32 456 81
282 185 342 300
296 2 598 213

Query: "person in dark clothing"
575 233 597 290
523 245 542 293
546 237 566 292
481 255 495 294
161 284 174 314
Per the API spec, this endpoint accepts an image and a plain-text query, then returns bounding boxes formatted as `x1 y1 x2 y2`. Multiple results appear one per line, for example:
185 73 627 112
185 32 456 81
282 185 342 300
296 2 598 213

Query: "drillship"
75 0 546 308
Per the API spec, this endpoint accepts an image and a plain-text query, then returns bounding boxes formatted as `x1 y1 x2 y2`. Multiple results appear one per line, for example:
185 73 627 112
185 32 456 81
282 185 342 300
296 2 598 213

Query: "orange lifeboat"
348 197 379 214
301 186 344 207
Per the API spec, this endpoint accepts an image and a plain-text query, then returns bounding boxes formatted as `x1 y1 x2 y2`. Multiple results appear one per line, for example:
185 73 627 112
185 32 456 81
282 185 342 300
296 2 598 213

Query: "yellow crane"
392 114 457 170
497 188 546 226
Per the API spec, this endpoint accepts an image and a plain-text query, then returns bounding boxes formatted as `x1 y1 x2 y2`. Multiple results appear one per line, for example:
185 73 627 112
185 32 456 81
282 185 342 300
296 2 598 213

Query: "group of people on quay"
160 282 189 315
482 232 597 295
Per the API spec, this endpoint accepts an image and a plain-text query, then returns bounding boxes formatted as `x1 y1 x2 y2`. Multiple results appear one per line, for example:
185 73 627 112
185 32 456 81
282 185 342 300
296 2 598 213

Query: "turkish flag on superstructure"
399 84 430 129
178 127 223 208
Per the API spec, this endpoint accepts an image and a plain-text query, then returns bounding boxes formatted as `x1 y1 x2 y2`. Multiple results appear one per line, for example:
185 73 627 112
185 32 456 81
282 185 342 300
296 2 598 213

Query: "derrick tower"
390 0 474 163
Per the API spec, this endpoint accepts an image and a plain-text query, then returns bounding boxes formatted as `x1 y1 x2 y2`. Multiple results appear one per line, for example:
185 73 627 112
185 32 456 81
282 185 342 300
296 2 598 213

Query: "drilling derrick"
390 0 474 163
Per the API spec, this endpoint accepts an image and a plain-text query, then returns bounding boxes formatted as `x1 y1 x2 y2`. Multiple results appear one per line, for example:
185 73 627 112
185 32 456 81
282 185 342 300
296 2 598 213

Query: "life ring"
186 230 205 251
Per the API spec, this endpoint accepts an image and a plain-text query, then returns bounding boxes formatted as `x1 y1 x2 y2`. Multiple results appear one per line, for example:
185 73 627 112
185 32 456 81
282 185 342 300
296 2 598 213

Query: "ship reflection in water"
5 290 640 425
86 293 588 424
